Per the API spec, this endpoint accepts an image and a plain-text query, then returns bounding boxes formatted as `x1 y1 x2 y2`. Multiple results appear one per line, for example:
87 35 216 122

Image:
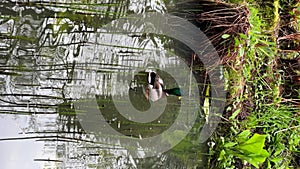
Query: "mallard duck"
145 71 182 102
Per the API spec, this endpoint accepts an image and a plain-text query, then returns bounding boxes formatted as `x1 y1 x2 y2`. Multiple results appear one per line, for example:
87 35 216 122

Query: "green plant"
218 130 269 168
241 105 300 168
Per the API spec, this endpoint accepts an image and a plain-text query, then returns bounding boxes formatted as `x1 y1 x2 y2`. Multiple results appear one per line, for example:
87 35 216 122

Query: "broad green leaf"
237 134 267 154
235 149 269 168
233 134 270 168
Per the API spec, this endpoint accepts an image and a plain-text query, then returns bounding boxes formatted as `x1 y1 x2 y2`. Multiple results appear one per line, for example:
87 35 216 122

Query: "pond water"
0 0 225 168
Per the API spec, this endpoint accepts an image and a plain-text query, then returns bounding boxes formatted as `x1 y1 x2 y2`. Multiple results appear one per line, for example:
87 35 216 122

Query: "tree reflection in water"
0 0 207 168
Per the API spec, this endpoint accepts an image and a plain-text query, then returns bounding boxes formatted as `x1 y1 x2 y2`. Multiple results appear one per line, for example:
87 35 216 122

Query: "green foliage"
241 105 300 168
235 134 269 168
218 131 269 168
212 1 300 169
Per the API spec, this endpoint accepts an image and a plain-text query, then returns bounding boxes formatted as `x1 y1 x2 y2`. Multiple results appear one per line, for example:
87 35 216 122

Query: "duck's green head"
164 87 182 96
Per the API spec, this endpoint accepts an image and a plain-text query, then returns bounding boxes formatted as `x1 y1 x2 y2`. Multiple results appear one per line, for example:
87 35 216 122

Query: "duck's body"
145 71 182 102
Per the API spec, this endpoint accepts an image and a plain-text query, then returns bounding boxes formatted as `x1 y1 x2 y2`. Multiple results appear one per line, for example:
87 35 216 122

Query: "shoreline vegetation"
191 0 300 168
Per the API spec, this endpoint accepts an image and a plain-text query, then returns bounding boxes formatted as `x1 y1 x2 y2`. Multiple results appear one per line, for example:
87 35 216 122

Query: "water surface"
0 0 209 168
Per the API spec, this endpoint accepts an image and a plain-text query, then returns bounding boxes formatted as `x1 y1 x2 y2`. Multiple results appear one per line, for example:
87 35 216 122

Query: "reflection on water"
0 0 208 168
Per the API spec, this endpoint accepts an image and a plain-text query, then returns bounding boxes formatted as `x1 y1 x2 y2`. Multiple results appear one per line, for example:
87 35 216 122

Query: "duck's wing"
148 88 166 102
